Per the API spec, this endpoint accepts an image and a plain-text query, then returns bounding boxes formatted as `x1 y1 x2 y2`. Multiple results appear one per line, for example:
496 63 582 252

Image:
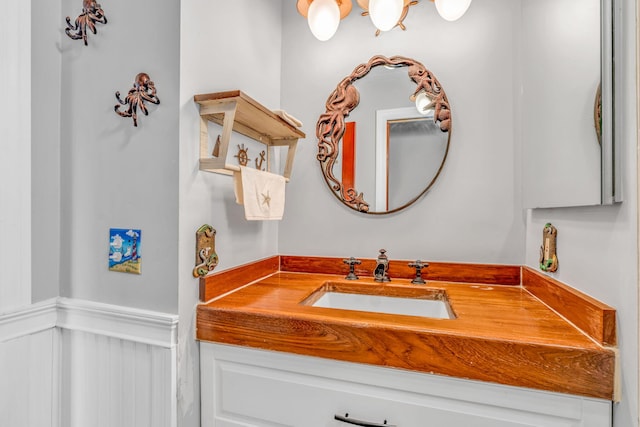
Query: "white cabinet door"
201 343 612 427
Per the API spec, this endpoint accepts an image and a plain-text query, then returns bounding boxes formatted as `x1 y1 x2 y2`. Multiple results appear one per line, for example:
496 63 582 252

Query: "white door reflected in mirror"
374 107 448 212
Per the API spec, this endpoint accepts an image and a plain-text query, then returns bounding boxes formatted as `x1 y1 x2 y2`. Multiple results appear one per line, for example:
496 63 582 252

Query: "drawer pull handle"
334 413 396 427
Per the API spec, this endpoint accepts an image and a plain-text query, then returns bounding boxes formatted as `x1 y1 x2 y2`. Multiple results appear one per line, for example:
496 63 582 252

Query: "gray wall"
521 0 601 208
525 0 638 423
280 1 638 426
32 0 62 303
25 0 639 426
58 0 180 313
280 0 525 263
2 0 32 310
178 1 284 425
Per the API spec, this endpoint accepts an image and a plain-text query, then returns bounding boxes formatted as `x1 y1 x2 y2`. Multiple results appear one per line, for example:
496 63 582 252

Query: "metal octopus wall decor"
114 73 160 127
316 55 451 213
594 83 602 145
65 0 107 46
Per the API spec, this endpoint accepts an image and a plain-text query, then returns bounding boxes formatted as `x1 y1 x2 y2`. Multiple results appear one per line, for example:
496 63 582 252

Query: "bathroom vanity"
197 256 616 426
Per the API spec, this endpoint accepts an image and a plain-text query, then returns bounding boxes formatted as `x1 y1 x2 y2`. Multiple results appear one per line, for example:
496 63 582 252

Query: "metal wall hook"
65 0 107 46
114 73 160 127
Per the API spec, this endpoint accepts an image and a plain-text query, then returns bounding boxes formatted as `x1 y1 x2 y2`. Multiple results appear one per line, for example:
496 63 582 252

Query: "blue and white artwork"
109 228 141 274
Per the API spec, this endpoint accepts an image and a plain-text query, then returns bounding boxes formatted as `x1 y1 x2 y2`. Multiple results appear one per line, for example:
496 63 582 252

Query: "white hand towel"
233 166 286 221
273 109 303 128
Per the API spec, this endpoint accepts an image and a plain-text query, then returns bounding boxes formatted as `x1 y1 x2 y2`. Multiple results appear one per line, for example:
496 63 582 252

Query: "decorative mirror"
316 55 451 214
594 83 602 145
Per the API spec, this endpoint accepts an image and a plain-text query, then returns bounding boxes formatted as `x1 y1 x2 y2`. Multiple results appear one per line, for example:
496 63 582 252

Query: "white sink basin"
311 291 453 319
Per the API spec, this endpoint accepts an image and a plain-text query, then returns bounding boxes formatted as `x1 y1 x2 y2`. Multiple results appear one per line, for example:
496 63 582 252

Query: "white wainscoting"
60 329 176 427
0 298 178 427
0 299 57 427
58 298 178 427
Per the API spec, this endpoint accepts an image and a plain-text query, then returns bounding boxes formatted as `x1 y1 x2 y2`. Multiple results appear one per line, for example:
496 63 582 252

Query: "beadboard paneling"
60 328 176 427
0 329 56 427
56 297 178 427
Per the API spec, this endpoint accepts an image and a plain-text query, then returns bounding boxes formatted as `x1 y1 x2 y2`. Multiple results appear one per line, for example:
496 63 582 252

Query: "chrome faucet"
374 249 390 282
343 257 361 280
408 260 429 284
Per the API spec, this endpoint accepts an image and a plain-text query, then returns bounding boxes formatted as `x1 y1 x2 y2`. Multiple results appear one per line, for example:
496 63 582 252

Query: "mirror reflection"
521 0 608 208
316 55 451 214
382 113 448 211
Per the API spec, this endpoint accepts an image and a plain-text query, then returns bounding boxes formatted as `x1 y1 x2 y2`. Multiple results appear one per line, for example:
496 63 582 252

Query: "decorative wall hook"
65 0 107 46
539 223 558 272
212 135 221 157
193 224 219 278
255 150 266 171
114 73 160 127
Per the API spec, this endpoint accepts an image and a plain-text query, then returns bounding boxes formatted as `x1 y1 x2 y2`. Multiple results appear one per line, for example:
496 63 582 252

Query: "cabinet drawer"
214 363 563 427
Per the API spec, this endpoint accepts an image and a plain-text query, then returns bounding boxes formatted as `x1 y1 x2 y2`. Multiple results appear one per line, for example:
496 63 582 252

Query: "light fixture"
434 0 472 21
368 0 404 32
414 90 435 115
308 0 340 41
296 0 353 41
356 0 418 35
297 0 472 40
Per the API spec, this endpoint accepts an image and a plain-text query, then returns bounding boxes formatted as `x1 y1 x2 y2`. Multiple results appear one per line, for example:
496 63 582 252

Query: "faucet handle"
343 257 361 280
408 260 429 284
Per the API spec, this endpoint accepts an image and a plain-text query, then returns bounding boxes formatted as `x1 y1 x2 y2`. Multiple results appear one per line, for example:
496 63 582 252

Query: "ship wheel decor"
316 55 451 214
235 144 249 166
65 0 107 46
114 73 160 127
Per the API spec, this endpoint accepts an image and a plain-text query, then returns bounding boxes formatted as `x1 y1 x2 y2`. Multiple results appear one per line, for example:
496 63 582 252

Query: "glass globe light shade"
415 90 435 115
434 0 473 22
307 0 341 41
368 0 404 32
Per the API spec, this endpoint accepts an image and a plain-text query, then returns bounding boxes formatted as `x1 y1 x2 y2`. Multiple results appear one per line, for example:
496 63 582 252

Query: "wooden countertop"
196 256 617 400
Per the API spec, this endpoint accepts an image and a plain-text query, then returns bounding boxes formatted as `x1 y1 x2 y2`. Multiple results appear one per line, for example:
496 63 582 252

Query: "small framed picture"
109 228 141 274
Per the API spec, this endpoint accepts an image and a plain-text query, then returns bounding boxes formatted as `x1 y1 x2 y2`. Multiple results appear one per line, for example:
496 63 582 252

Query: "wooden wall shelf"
193 90 305 180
